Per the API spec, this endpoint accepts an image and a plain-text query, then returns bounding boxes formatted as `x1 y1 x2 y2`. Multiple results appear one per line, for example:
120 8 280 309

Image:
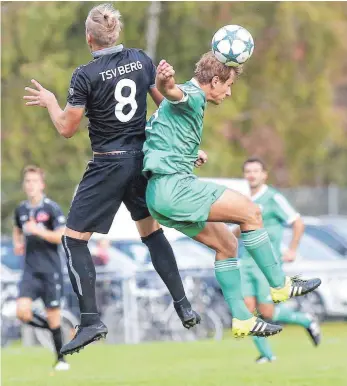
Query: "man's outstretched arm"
23 79 84 138
155 60 184 102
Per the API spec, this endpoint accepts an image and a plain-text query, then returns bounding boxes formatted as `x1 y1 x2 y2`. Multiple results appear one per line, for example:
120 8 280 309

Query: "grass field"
2 323 347 386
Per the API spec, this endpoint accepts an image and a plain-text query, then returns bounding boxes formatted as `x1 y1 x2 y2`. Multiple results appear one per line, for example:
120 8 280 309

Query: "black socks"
62 236 99 326
142 229 188 303
51 327 64 360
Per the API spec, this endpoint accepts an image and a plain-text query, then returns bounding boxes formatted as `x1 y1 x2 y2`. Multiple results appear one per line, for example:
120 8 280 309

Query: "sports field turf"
2 323 347 386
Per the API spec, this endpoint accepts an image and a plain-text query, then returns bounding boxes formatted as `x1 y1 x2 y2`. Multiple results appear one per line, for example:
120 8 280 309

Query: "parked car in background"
281 228 347 320
1 236 24 272
302 217 347 257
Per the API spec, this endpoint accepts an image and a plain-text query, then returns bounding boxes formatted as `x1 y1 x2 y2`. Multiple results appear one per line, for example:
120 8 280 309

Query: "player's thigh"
46 307 61 329
17 271 39 319
193 222 238 258
67 156 129 234
123 153 152 224
208 189 263 230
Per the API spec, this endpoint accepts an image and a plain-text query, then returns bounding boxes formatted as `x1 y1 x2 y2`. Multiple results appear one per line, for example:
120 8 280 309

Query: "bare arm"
155 60 184 102
149 87 164 107
283 217 305 262
289 216 305 251
13 226 25 256
23 79 84 138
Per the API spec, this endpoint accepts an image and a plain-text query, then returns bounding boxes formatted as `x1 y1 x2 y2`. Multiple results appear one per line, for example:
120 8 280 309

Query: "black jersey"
14 196 66 273
67 44 156 153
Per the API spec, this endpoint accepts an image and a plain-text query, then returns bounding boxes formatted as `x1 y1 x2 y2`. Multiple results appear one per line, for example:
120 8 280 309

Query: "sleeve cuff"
166 91 188 104
67 102 85 108
286 213 300 225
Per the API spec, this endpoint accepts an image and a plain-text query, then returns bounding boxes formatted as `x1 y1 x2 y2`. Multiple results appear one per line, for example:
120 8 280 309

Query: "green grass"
2 323 347 386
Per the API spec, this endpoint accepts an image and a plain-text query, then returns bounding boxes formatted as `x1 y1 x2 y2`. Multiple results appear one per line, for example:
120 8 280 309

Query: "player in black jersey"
13 166 69 371
23 3 200 355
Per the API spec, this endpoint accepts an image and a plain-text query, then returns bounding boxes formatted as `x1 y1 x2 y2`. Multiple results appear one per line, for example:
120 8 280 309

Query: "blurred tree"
1 1 347 233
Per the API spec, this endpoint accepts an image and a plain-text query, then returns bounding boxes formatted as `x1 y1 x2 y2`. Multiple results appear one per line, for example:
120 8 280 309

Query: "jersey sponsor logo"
36 211 50 222
99 61 143 81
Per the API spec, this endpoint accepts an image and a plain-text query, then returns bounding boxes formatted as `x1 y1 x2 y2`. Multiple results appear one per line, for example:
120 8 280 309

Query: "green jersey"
241 185 299 261
143 79 206 175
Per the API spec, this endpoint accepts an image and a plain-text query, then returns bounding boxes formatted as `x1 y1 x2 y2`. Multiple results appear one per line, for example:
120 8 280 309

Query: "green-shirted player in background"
143 53 321 338
240 157 321 362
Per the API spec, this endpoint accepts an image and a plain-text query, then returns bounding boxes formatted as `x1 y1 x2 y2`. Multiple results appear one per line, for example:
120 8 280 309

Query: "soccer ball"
212 25 254 67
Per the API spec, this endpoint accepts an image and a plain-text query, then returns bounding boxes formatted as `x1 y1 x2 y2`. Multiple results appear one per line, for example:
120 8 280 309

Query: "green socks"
215 258 253 320
252 337 274 360
241 229 286 288
273 304 312 328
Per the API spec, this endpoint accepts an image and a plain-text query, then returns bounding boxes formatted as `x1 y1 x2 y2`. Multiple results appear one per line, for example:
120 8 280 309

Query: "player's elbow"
59 125 77 138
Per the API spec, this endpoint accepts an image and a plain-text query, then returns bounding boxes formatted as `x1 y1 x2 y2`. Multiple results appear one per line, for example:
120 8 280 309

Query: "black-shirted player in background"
23 3 200 355
13 166 69 371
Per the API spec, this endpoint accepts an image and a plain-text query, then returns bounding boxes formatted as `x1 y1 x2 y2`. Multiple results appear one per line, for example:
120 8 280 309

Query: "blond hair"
23 165 45 182
194 52 243 85
85 3 123 47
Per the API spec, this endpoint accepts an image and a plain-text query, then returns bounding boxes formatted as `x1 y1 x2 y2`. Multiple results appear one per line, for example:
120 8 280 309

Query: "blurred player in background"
13 166 69 371
143 54 321 338
23 3 199 355
240 157 321 363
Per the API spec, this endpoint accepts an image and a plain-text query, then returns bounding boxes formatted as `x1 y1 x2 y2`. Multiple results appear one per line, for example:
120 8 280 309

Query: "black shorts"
19 270 63 308
66 151 150 234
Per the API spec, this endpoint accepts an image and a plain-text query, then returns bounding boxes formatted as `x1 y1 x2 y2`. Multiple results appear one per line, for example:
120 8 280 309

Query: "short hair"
22 165 45 181
194 51 243 85
86 3 123 48
243 157 267 171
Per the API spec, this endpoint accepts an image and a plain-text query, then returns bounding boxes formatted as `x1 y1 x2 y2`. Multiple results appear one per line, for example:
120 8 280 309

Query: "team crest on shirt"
36 211 50 222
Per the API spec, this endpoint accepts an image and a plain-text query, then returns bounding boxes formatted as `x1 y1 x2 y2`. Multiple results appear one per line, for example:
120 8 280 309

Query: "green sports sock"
252 336 274 360
215 258 253 320
241 230 285 288
273 304 312 328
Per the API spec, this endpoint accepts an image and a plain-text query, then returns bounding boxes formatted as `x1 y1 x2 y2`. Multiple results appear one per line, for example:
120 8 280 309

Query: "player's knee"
244 203 263 228
16 306 32 323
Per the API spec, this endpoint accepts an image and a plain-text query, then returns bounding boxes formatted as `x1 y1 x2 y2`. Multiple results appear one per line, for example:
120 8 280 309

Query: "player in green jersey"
240 157 321 363
143 53 321 338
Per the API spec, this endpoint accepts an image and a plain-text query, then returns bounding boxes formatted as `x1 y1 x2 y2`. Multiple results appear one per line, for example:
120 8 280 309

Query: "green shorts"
240 258 273 304
146 173 226 237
